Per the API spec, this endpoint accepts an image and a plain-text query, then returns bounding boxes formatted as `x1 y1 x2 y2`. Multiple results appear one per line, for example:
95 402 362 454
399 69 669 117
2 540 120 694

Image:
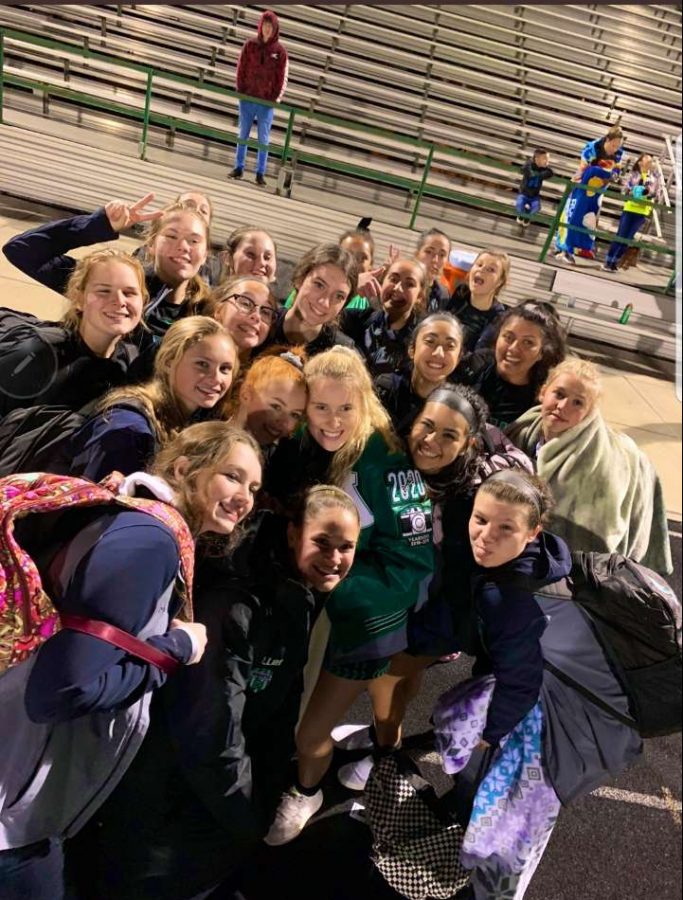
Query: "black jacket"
77 513 320 899
519 159 554 199
445 284 506 352
341 308 418 377
453 349 538 429
262 307 356 358
171 513 321 823
374 370 423 436
2 209 195 379
0 325 136 418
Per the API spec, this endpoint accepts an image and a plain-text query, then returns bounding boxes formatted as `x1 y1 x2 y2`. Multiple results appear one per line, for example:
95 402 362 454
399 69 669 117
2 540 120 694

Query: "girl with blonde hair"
0 421 262 899
263 346 434 846
507 357 672 574
53 317 238 482
0 249 147 417
445 248 511 351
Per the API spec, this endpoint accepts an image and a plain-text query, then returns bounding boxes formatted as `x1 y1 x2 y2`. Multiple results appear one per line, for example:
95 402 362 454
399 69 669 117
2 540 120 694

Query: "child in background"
515 149 554 227
602 154 662 272
415 228 451 313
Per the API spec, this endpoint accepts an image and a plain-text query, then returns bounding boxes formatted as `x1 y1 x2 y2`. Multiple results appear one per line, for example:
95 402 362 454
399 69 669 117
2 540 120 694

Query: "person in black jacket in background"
70 486 360 900
515 148 554 227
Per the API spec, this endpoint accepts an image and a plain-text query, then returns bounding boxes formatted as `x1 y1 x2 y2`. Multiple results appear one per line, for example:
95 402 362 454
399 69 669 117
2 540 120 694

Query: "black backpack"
540 551 681 739
0 400 148 478
0 307 63 342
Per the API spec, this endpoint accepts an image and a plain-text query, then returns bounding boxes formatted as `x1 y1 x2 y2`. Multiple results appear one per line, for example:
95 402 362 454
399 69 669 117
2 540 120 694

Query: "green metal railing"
0 26 676 282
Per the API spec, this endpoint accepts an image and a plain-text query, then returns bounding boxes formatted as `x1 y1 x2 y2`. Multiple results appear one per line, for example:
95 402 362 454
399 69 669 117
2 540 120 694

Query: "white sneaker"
263 787 323 846
516 216 525 225
331 723 373 750
338 754 375 791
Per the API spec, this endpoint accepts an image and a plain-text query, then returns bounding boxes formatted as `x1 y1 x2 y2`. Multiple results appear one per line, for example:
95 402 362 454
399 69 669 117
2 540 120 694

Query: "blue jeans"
606 211 646 267
235 100 275 175
515 194 541 216
0 839 64 900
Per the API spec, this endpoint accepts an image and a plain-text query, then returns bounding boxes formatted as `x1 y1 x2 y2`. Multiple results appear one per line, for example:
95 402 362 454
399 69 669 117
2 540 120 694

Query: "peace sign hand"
105 192 163 232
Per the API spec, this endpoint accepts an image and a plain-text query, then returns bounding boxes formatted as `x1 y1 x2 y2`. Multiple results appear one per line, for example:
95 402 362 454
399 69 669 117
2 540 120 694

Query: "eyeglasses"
225 293 276 324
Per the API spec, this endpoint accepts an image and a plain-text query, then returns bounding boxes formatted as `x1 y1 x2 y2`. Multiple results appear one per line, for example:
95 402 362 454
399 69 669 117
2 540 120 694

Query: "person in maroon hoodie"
230 10 289 187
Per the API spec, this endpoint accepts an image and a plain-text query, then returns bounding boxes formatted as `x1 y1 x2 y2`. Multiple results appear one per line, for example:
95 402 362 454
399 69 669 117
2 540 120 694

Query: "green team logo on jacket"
385 468 432 547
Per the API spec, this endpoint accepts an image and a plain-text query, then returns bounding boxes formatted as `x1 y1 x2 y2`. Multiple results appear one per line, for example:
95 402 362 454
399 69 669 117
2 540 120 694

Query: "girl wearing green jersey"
263 346 434 846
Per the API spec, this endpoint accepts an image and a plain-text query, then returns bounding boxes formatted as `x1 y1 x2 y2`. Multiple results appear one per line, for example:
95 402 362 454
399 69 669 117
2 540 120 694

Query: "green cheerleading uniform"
324 432 434 677
282 288 370 311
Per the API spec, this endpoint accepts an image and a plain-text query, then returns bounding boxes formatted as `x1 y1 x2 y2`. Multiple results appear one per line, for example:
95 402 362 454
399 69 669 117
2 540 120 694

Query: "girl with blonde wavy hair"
0 248 147 418
263 346 434 847
2 193 213 380
51 317 238 483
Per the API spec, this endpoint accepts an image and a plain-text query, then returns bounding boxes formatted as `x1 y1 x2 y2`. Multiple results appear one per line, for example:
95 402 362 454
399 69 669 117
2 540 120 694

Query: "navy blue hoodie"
471 532 572 745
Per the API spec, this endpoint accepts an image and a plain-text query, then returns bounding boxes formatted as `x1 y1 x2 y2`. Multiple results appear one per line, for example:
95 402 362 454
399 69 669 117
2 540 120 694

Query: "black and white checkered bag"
364 751 469 900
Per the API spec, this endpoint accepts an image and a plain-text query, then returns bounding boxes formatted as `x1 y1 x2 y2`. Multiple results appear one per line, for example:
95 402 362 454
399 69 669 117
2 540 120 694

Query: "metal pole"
539 183 571 264
409 144 434 230
139 69 154 160
281 108 295 162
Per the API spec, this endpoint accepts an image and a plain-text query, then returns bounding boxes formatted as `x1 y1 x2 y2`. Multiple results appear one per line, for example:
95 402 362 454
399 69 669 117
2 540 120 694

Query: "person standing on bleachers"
230 11 289 188
515 148 554 227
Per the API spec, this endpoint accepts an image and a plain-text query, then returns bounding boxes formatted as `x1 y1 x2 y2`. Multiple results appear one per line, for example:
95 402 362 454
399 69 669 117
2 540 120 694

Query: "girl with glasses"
202 275 278 363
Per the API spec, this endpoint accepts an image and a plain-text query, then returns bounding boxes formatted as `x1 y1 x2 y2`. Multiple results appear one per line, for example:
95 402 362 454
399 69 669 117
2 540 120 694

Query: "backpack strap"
59 615 180 675
46 516 181 675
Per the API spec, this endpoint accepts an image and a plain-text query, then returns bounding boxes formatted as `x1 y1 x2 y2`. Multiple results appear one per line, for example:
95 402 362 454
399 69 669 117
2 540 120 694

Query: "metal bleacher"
0 3 679 361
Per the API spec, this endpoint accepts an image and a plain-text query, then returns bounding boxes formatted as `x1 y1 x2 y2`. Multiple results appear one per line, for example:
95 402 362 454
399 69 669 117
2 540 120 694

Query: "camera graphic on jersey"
399 506 432 545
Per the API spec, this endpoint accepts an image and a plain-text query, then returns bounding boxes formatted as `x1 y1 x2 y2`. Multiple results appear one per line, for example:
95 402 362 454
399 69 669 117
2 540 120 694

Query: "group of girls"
0 185 672 900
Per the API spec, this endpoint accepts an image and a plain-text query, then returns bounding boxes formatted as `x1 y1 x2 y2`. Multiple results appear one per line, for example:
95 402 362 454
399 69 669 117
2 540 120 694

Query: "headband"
280 350 304 371
484 470 542 519
427 387 480 434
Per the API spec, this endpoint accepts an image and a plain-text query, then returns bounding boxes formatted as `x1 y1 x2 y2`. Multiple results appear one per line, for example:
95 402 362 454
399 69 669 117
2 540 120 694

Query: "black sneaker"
255 173 267 187
229 168 243 180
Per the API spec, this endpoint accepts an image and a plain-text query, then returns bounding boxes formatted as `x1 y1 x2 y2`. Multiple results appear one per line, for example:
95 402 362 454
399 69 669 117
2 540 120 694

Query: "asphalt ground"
229 527 682 900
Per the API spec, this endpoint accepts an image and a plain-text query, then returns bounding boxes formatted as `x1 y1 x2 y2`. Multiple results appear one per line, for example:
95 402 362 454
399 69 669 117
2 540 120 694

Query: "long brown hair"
151 421 262 535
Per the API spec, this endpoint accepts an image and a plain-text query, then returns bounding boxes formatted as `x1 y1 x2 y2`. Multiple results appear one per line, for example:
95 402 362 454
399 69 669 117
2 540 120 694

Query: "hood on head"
258 10 280 42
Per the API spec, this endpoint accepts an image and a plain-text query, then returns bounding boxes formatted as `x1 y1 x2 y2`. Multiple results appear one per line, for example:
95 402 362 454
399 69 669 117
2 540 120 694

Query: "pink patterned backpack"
0 471 195 674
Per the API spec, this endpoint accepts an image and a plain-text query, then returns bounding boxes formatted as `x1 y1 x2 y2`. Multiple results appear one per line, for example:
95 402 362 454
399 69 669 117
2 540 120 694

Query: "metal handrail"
0 25 676 278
